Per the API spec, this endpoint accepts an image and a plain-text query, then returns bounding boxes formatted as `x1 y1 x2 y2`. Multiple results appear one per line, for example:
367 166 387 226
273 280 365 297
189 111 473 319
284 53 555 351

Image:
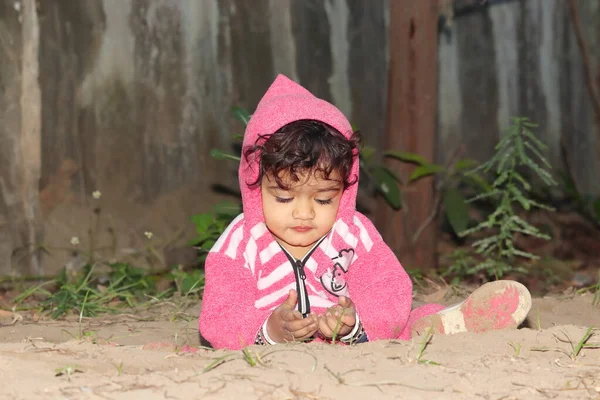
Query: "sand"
0 292 599 400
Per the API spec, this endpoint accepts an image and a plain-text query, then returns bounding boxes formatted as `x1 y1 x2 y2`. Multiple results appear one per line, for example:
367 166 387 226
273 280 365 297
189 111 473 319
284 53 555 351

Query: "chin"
283 237 316 247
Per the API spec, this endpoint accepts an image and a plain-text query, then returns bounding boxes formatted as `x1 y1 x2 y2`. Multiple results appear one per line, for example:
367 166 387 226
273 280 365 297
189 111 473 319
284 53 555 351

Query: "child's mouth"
292 226 312 232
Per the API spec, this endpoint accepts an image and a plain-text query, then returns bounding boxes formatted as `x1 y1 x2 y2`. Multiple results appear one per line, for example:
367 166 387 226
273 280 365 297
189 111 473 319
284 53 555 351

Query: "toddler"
199 75 531 349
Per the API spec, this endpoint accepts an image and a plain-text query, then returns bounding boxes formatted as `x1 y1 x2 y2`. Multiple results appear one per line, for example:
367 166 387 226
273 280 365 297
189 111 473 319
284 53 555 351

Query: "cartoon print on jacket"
320 248 355 297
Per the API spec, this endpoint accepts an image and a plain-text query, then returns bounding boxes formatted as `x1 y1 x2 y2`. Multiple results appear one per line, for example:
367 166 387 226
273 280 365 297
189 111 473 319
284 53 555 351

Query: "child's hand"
265 289 318 343
318 296 356 339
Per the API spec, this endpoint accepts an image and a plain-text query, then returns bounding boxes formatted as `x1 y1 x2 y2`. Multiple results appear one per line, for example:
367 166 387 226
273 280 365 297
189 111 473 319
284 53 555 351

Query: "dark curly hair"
244 120 361 190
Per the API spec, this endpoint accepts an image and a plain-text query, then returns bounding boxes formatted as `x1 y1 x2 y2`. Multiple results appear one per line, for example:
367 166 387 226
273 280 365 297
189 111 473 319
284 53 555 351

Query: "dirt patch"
0 293 599 399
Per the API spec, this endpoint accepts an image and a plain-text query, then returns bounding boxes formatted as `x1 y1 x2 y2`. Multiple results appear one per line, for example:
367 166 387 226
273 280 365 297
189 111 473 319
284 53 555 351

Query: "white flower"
70 237 80 246
92 190 102 199
13 1 20 12
144 231 153 239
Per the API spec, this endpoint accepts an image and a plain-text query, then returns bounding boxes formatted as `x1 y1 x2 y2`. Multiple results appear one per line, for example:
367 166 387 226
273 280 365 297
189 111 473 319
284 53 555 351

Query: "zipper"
292 260 309 317
278 234 328 318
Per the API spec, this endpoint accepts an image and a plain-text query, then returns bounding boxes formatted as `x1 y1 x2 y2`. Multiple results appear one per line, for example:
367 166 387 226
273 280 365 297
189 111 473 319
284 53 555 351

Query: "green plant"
508 341 522 357
458 117 558 279
55 365 83 380
114 361 124 376
189 201 242 265
440 249 478 284
13 262 161 319
169 267 205 297
531 327 599 361
414 327 439 365
372 149 488 239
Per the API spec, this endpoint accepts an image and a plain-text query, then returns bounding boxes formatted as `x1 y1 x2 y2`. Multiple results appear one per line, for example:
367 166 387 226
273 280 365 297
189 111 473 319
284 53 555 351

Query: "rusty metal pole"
376 0 441 273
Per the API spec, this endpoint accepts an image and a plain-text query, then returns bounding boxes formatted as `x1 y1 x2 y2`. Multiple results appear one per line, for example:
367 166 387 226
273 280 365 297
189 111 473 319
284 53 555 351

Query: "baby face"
261 170 343 259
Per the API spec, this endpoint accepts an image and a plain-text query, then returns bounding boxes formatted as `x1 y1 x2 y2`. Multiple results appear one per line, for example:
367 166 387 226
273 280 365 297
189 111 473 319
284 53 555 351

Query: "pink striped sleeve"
199 251 272 349
345 214 413 340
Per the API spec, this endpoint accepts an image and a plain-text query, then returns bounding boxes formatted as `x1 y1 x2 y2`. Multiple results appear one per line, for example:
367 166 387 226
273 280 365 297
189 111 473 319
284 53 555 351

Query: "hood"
239 74 359 228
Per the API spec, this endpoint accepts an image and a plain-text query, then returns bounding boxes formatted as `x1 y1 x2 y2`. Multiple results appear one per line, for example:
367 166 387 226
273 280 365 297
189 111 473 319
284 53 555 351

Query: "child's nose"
292 199 315 220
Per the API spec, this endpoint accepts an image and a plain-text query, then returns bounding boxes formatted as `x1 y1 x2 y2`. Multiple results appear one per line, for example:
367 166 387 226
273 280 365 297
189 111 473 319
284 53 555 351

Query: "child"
199 74 532 349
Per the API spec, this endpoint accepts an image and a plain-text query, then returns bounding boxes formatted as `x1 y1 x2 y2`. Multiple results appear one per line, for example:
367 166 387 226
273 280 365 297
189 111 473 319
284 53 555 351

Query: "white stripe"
305 281 328 298
210 213 244 253
307 295 335 309
250 222 268 239
353 216 374 252
225 225 244 259
257 261 292 290
335 220 358 248
255 282 296 309
323 240 340 259
259 241 281 264
244 237 257 275
304 258 318 274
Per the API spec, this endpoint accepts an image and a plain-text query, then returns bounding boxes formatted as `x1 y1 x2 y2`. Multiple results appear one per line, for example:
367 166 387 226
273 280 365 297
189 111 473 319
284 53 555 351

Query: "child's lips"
292 226 313 232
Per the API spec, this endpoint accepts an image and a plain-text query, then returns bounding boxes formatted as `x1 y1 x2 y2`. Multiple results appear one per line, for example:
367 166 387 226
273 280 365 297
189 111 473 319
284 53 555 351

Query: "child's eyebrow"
315 185 342 192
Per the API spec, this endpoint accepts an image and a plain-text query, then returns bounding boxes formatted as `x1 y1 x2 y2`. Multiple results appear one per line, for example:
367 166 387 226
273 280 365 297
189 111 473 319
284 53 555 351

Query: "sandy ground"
0 292 599 400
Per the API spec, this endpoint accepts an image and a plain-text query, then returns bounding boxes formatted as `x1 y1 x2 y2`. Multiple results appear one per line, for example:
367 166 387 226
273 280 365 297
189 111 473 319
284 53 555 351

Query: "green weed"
202 347 317 374
508 341 522 357
414 327 439 365
458 117 557 279
55 365 83 381
12 262 171 319
114 361 124 376
531 327 599 361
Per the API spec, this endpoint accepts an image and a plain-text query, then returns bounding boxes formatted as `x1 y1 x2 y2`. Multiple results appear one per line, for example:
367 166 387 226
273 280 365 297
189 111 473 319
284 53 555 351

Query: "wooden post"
20 0 43 275
376 0 440 273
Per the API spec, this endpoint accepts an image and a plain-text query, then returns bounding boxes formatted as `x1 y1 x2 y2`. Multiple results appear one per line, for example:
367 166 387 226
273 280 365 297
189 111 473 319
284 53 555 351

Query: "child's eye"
315 199 333 205
275 197 293 203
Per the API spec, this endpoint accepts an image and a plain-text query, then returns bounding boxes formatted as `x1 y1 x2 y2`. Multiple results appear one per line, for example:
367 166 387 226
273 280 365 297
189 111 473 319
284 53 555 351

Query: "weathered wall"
438 0 600 196
0 0 598 275
0 0 389 275
0 0 24 275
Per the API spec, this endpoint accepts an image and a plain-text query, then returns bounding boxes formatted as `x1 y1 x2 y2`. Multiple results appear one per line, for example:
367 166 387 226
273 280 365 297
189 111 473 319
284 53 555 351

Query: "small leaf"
443 188 469 235
191 214 213 233
409 164 443 181
454 158 479 171
360 146 375 163
181 275 204 295
231 106 251 125
371 166 402 209
464 173 493 193
200 239 216 251
384 151 428 165
210 149 241 161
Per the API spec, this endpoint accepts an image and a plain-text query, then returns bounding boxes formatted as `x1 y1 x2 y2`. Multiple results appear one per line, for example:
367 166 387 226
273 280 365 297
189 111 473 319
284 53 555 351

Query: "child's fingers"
290 320 318 339
338 296 354 308
282 289 298 309
318 316 334 337
286 315 318 338
322 315 347 336
281 309 303 323
340 309 356 327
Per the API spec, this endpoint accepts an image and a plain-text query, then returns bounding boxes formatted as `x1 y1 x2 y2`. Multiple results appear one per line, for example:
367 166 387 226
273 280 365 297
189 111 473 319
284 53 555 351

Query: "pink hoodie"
199 74 443 349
